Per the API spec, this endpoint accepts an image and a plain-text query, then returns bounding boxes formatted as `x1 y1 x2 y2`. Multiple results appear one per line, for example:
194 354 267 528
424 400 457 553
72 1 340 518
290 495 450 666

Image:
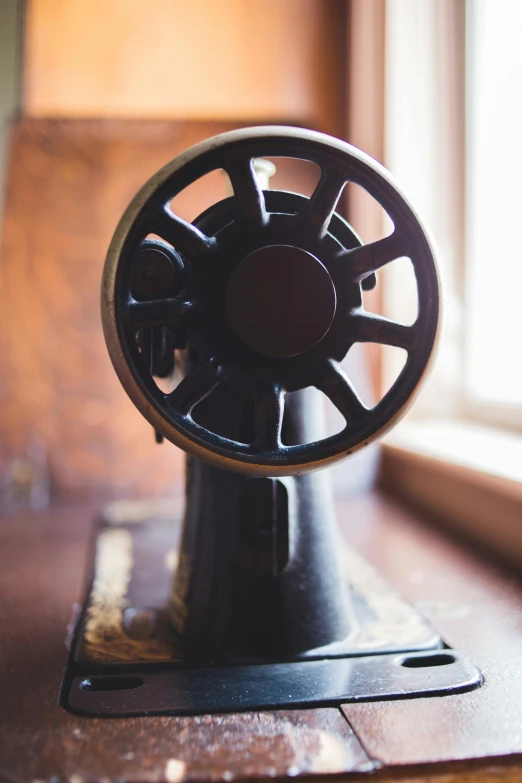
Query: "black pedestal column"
169 386 352 662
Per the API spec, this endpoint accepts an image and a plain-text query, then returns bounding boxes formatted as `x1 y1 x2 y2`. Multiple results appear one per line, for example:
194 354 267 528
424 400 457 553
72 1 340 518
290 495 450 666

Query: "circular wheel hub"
225 245 337 358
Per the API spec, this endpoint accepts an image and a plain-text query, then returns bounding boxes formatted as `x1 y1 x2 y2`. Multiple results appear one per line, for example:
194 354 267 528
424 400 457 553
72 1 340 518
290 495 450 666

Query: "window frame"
348 0 522 558
460 0 522 433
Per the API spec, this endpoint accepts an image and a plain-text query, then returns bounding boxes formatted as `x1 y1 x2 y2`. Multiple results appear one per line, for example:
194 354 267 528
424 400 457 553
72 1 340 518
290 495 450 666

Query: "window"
370 0 522 564
379 0 522 431
466 0 522 420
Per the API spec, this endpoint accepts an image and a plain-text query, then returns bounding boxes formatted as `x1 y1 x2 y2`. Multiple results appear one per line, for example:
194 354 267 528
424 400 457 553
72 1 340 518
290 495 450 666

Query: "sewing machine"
62 126 481 717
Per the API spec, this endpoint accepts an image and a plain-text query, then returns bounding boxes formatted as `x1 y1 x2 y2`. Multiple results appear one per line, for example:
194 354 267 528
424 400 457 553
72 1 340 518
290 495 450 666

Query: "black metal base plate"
68 650 481 717
63 503 482 716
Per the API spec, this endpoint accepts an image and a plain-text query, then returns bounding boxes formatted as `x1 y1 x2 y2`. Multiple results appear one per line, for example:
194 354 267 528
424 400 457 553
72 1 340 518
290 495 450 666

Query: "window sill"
380 420 522 569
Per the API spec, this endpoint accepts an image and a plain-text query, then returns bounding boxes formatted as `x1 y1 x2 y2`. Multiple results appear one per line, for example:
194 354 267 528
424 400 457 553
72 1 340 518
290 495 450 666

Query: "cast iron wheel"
102 126 440 476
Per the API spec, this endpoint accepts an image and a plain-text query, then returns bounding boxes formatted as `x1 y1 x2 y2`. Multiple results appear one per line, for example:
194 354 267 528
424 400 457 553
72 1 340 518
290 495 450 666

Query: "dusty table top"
1 493 522 782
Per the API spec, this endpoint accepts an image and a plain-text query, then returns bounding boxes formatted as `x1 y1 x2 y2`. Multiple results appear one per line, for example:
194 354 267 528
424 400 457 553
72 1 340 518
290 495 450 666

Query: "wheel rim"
102 126 440 476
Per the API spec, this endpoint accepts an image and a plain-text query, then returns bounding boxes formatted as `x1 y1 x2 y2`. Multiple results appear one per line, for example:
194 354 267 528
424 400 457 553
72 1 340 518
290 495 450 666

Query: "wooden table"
1 493 522 782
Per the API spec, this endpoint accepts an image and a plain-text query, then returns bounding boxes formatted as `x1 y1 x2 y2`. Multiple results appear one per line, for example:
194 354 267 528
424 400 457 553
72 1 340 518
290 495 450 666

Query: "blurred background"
0 0 520 512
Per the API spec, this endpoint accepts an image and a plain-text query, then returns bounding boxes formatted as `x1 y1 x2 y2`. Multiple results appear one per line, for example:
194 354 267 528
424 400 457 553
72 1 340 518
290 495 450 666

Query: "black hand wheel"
102 126 440 476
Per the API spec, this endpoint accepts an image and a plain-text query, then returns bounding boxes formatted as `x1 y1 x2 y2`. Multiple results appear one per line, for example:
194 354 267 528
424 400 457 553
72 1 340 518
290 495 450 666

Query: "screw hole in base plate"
400 653 456 669
79 676 144 692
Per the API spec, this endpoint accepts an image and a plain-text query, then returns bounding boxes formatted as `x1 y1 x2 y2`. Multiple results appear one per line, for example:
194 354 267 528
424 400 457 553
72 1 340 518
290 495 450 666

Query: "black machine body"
63 127 481 716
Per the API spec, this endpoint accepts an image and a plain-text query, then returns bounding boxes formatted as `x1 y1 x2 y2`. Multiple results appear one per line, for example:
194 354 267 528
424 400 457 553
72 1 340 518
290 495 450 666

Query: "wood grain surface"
380 437 522 570
346 0 386 398
0 120 322 500
0 503 372 781
338 494 522 768
1 494 522 781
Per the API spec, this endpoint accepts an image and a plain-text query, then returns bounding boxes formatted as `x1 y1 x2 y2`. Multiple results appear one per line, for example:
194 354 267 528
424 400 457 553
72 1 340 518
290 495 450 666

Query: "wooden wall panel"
2 0 348 497
0 120 323 499
24 0 345 134
0 121 228 499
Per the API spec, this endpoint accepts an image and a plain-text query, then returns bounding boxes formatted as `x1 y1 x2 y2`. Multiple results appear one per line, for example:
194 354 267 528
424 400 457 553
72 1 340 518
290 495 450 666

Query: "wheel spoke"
300 166 347 238
226 157 267 227
167 359 222 416
128 297 193 328
253 382 284 450
350 311 416 351
337 232 406 282
315 360 368 424
151 206 216 257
